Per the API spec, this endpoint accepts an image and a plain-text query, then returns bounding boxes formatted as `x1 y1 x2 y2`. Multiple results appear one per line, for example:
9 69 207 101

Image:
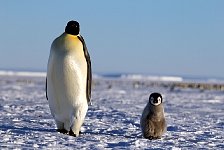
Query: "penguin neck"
65 32 80 37
149 104 164 117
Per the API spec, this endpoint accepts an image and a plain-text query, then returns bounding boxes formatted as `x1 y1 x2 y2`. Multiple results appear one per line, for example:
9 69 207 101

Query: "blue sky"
0 1 224 78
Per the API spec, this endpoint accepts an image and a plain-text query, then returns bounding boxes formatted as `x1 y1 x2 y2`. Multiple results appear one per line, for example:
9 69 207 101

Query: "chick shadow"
83 128 142 139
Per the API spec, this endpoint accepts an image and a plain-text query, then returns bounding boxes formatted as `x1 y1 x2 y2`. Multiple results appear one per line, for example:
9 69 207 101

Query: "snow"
0 72 224 149
0 70 46 77
121 74 183 82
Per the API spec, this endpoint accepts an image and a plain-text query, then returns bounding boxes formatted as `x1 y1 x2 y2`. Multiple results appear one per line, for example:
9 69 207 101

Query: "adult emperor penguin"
140 93 166 139
46 20 92 137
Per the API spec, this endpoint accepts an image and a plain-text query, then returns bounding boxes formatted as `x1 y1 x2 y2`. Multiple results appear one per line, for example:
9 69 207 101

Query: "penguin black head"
65 20 80 35
149 92 163 106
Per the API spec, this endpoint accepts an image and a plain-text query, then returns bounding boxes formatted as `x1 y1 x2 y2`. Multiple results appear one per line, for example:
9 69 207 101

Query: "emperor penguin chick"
140 93 166 139
46 20 92 137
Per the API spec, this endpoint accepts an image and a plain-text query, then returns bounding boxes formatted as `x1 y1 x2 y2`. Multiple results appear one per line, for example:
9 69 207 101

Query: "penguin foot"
57 129 68 134
146 136 161 140
69 130 77 137
146 136 154 140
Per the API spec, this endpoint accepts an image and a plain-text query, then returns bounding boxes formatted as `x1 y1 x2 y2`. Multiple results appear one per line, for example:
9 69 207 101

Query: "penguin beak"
153 99 158 103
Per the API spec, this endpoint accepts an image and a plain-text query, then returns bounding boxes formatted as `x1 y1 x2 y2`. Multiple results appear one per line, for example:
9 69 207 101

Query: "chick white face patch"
150 96 162 106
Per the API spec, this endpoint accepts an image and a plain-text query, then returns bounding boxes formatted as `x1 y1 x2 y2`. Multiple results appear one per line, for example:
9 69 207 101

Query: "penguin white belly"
47 43 88 132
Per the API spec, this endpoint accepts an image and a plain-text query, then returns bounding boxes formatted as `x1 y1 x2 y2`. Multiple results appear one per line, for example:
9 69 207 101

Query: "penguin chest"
48 47 87 107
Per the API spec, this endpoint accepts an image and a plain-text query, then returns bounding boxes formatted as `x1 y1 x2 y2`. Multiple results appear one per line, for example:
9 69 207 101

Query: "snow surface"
0 73 224 149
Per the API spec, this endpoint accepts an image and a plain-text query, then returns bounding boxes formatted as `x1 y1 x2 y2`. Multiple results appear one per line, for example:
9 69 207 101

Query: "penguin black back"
65 20 80 35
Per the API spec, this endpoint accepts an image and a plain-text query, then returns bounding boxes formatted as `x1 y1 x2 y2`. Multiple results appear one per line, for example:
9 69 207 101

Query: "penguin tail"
88 101 92 106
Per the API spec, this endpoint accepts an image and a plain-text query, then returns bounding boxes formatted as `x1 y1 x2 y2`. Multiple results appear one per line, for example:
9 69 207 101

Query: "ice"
0 72 224 149
0 70 46 77
122 74 183 82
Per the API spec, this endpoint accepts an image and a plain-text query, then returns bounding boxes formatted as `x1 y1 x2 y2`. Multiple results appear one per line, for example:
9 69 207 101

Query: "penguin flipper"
45 77 48 100
78 35 92 105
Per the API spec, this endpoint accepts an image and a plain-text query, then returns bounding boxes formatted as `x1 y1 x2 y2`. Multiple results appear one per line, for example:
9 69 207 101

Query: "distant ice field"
0 71 223 149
